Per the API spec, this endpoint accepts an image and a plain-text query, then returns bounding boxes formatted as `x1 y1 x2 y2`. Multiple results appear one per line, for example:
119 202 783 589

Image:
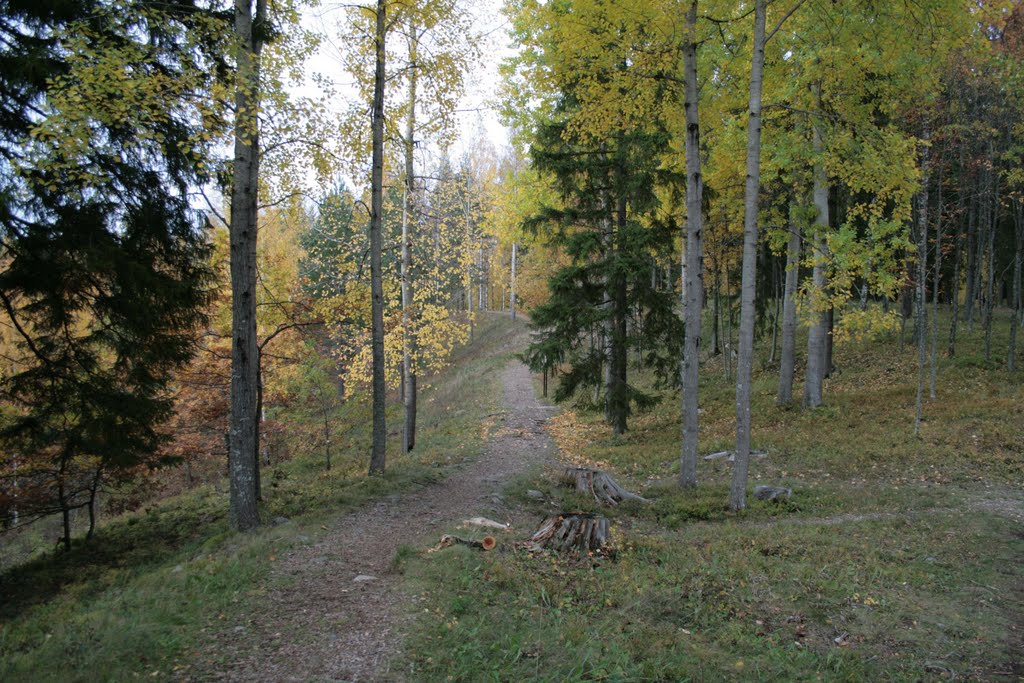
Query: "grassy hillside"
402 310 1023 681
0 313 525 682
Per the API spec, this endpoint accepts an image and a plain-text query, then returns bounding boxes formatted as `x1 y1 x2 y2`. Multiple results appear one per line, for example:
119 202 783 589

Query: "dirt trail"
197 359 559 682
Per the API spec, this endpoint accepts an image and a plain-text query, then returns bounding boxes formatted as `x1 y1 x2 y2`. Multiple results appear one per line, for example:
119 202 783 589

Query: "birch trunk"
730 0 766 512
368 0 387 474
803 113 828 410
401 21 418 454
679 0 703 489
228 0 266 531
777 217 801 405
510 242 518 321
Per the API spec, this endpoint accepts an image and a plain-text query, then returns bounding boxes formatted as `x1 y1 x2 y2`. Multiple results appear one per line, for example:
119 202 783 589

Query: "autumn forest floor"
0 311 1022 681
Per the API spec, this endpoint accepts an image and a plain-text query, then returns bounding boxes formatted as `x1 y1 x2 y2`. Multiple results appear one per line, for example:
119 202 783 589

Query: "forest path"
198 357 559 682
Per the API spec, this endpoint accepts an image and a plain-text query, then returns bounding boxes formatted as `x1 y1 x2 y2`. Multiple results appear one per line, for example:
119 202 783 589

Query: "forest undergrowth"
402 310 1023 682
0 314 518 681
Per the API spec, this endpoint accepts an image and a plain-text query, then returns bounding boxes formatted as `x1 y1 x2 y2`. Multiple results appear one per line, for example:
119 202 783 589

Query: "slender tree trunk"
966 183 979 329
368 0 387 475
401 23 418 454
254 361 263 501
949 179 965 357
610 186 629 435
679 0 703 489
86 468 101 539
730 0 766 512
465 172 474 343
914 130 930 437
712 257 721 355
228 0 266 531
724 261 733 381
777 218 801 405
984 173 997 361
59 478 71 551
930 159 943 399
510 242 518 321
1010 202 1023 372
804 112 828 410
769 256 780 364
824 304 834 378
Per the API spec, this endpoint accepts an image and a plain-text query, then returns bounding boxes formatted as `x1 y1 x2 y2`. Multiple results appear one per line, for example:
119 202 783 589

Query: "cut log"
525 512 610 555
460 517 511 531
429 534 497 552
559 467 647 506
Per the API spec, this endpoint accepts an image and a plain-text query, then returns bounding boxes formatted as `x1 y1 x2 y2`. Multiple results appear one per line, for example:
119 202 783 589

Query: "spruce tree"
0 0 219 547
523 102 681 434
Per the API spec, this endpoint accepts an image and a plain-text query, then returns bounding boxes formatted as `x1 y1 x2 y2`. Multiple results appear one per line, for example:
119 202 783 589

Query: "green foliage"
403 310 1023 682
0 0 221 534
0 314 524 679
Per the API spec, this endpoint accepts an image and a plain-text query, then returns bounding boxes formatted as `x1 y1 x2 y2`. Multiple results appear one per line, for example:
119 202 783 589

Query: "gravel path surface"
197 359 559 682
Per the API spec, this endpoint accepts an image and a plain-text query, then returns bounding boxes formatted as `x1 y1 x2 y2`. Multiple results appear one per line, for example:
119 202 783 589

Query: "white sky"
300 0 516 181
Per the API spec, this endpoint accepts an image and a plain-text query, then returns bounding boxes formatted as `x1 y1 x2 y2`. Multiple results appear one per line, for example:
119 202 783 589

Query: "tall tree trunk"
930 157 943 399
777 217 801 405
679 0 703 489
964 195 977 327
769 253 780 364
254 361 263 501
368 0 387 475
610 185 629 435
712 256 721 355
58 477 71 551
984 170 997 362
510 242 518 321
804 111 829 410
730 0 766 512
228 0 266 531
86 467 101 539
824 304 835 378
914 130 930 437
949 177 965 357
1010 202 1023 372
465 171 474 343
401 21 418 454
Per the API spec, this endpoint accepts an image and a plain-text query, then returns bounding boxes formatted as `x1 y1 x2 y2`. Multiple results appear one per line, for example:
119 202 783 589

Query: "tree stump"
526 512 610 554
559 467 647 506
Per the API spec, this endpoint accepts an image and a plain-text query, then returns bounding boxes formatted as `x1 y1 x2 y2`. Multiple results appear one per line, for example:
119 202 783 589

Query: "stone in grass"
753 485 792 502
353 574 377 583
526 489 545 500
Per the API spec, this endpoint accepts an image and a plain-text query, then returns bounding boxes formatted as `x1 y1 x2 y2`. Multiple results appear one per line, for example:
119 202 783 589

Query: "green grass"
400 306 1023 681
0 312 525 682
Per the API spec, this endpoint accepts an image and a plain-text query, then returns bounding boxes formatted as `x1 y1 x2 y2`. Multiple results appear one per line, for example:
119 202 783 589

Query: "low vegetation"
0 315 519 682
402 312 1022 681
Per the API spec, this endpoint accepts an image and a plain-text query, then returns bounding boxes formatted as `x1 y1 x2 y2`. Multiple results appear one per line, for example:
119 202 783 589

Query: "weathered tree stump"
559 467 647 506
526 512 610 554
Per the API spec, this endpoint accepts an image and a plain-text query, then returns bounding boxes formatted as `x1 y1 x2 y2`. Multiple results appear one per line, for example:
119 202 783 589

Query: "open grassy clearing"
402 310 1023 681
0 314 521 682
